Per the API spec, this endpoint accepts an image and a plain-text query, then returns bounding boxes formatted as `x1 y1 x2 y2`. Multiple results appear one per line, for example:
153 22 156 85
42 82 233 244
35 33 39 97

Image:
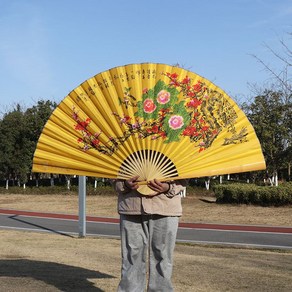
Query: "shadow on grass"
0 259 115 291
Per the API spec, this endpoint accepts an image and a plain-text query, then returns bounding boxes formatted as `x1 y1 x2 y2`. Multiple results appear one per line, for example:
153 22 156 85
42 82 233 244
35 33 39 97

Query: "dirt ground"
0 192 292 291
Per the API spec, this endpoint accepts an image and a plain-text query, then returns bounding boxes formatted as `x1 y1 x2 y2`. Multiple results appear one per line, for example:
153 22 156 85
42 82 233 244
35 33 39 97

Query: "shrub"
214 182 292 206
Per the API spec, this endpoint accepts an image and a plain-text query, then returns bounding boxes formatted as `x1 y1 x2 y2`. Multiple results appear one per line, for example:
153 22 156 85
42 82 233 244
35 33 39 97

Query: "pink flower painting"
157 90 170 104
168 115 184 130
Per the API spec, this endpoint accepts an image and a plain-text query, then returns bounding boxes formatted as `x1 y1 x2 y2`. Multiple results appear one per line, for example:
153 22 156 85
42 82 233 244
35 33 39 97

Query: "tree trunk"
219 175 223 184
67 178 71 190
205 177 210 190
270 171 279 187
274 171 278 187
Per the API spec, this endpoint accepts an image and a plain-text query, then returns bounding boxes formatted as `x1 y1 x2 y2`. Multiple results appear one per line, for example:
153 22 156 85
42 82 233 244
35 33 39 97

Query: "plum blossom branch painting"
73 72 247 155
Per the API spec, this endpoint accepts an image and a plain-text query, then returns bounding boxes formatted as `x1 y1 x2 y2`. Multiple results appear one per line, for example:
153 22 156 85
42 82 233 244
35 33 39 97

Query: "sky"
0 0 291 114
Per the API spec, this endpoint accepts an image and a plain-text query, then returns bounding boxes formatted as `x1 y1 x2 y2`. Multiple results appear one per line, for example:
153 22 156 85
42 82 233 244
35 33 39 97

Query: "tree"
243 90 291 184
0 105 28 186
247 32 292 184
0 100 56 188
24 100 57 143
23 100 57 181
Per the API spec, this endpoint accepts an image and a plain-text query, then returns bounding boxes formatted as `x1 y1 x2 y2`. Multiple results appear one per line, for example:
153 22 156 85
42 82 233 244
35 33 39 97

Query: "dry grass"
1 191 291 226
1 191 292 291
0 230 292 292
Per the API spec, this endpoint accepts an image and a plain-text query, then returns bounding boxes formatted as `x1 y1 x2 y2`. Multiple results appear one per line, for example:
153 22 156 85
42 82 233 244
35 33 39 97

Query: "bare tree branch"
250 32 291 99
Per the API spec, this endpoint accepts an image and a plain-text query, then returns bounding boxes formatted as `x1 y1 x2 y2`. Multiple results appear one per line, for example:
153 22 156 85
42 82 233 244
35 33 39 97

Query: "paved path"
1 209 292 250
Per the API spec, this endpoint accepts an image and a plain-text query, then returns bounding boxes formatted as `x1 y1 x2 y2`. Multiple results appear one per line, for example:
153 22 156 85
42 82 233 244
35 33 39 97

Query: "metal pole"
78 175 86 237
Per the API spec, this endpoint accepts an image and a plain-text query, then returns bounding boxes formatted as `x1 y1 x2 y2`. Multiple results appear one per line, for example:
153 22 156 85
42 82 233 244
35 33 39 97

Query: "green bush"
214 182 292 206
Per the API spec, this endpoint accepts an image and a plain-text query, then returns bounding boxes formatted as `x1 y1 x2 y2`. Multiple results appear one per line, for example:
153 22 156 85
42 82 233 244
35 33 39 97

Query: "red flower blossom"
74 117 91 131
75 122 87 130
120 115 131 124
169 80 180 87
183 126 197 136
166 72 178 79
183 129 191 136
193 82 202 92
187 98 202 108
181 76 191 85
151 125 159 133
92 139 100 146
166 72 180 87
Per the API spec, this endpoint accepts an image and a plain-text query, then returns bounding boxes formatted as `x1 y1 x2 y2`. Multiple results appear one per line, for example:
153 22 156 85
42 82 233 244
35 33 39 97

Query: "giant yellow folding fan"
32 63 266 194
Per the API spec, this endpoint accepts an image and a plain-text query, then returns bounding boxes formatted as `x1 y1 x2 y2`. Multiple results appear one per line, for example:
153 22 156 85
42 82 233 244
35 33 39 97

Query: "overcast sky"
0 0 291 113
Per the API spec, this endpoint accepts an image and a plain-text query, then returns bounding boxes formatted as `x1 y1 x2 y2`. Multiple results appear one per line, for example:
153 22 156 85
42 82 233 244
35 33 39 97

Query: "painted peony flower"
157 90 170 104
143 98 156 113
168 115 184 130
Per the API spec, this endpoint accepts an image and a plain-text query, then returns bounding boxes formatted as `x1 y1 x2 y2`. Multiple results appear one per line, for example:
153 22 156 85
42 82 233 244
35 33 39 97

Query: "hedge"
213 182 292 206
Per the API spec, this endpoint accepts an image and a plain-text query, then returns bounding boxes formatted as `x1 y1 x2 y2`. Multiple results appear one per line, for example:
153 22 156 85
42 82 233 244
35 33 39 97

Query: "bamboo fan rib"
32 63 266 195
118 150 178 180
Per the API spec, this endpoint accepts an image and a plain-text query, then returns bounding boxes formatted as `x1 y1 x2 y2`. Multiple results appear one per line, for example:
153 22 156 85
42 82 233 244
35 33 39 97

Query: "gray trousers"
117 214 179 292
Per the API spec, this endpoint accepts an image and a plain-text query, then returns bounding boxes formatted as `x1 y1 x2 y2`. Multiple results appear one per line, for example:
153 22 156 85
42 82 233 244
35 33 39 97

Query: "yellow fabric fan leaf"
32 63 266 195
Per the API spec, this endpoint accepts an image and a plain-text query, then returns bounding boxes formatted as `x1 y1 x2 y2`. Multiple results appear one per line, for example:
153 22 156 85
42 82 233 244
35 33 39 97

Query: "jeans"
117 214 179 292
